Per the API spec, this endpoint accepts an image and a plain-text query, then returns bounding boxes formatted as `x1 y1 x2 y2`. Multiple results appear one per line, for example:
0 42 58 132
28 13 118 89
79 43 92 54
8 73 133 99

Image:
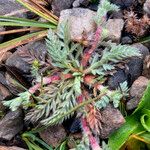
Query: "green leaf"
109 82 150 150
0 16 56 28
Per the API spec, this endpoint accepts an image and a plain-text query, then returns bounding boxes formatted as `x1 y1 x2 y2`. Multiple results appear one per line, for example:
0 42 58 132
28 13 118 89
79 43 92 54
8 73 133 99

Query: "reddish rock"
127 76 149 110
40 125 67 148
99 105 125 139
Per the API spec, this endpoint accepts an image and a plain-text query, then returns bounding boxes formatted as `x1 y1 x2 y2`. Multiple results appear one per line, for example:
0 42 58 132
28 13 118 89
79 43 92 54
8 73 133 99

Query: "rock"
142 55 150 79
79 0 90 6
73 0 80 7
110 0 135 8
59 8 96 42
127 58 143 85
99 105 125 139
121 36 133 44
127 76 149 110
132 43 149 59
0 27 5 43
73 0 89 7
0 146 26 150
0 83 11 100
40 125 67 148
108 69 128 90
68 118 81 133
105 19 124 43
0 52 12 64
52 0 75 16
6 41 47 75
88 3 98 11
6 51 30 75
0 0 26 18
144 0 150 16
109 10 123 19
0 72 12 98
0 109 23 140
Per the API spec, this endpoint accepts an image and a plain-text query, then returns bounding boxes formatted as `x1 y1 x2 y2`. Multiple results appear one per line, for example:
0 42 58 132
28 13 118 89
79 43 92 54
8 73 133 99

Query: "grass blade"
0 30 47 53
0 16 56 28
16 0 58 25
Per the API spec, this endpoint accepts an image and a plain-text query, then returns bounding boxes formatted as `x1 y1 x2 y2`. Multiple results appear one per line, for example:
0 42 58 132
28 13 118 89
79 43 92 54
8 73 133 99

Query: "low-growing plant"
3 0 141 149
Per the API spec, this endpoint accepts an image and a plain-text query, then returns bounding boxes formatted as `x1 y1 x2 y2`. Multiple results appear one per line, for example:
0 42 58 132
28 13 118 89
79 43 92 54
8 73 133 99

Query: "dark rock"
132 43 150 59
79 0 90 6
0 146 26 150
126 76 149 110
121 36 133 44
6 41 47 75
0 27 5 43
108 69 128 90
144 0 150 16
40 125 67 148
0 0 26 18
0 109 23 140
0 83 11 101
69 118 81 133
127 57 143 85
6 51 30 74
99 105 125 139
52 0 75 16
109 10 124 19
110 0 135 8
142 55 150 79
88 3 98 11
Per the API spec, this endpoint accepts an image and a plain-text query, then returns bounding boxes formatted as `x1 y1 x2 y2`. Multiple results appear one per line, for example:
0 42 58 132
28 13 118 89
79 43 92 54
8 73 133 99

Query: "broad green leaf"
109 82 150 150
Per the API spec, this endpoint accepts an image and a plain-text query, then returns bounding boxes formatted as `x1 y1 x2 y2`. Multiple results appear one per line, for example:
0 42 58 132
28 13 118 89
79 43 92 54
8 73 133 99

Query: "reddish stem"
81 118 102 150
77 95 101 150
81 26 102 67
29 75 60 94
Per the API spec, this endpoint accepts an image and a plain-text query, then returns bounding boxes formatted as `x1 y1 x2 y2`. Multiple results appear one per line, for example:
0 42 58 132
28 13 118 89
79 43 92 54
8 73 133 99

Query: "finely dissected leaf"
95 0 119 25
3 91 31 111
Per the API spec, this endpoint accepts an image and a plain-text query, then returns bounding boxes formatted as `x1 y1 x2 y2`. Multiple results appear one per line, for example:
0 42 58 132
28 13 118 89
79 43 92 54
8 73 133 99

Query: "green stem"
31 93 105 133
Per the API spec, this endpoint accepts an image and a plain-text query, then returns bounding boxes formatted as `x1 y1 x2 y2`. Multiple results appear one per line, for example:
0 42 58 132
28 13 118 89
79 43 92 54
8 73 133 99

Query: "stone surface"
127 76 149 110
127 58 143 85
79 0 90 6
142 55 150 79
52 0 75 16
132 43 150 59
99 105 125 139
6 51 30 74
0 83 11 101
6 41 47 75
121 36 133 44
105 19 124 43
40 125 67 148
59 8 96 42
0 109 23 140
108 69 128 90
0 0 26 17
0 146 26 150
144 0 150 16
73 0 80 7
110 0 135 8
0 27 5 43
